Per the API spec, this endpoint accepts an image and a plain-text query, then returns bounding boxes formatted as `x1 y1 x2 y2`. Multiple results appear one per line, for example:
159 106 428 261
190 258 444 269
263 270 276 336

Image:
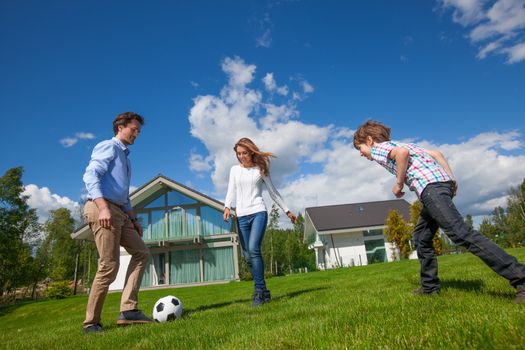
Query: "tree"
408 200 444 255
384 210 411 259
42 208 77 281
504 179 525 247
262 204 280 275
0 167 40 297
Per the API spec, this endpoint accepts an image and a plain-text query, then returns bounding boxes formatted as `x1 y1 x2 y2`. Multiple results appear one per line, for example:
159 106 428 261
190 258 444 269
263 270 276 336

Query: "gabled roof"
305 199 411 233
71 174 225 241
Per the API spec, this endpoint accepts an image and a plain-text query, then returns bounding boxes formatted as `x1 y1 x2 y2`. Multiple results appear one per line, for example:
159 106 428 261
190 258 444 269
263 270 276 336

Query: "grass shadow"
441 278 485 292
183 286 328 317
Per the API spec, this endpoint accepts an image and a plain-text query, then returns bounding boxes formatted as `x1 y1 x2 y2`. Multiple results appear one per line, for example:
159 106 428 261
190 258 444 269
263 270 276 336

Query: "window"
201 206 232 236
363 229 383 237
168 190 197 206
365 238 387 264
203 247 234 281
144 194 166 209
170 250 200 284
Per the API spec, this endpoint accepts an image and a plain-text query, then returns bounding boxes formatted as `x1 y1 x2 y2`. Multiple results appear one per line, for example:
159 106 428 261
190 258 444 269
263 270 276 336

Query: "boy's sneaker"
83 323 104 333
515 285 525 304
252 291 265 307
412 288 440 296
263 289 271 303
117 309 152 326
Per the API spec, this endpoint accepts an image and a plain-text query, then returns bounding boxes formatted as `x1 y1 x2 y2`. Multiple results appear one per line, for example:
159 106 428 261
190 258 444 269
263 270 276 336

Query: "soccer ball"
152 295 183 322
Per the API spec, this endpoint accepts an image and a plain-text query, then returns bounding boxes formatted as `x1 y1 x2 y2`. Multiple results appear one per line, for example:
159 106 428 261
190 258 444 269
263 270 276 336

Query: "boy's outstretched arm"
389 146 409 198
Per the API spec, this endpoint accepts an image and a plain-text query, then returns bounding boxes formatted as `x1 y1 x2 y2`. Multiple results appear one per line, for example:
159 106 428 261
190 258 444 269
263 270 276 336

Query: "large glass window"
201 206 232 236
185 208 199 236
365 238 387 264
144 195 166 209
363 229 383 237
168 208 183 239
140 258 152 288
170 250 200 284
137 213 150 239
152 253 166 285
168 190 197 206
151 210 166 241
203 246 235 281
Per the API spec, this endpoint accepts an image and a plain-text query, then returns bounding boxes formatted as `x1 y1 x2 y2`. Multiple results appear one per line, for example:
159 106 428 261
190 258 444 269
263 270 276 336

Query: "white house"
71 175 240 291
303 199 411 270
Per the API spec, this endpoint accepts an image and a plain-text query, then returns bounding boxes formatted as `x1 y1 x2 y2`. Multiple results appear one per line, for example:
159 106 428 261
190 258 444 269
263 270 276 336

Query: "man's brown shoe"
117 309 152 326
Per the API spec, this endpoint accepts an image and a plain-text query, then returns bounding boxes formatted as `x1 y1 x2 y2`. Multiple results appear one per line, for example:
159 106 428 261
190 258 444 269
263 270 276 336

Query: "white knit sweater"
224 165 290 217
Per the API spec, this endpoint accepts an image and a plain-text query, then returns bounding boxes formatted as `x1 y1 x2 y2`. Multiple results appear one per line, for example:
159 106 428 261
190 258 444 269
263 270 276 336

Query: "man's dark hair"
113 112 145 135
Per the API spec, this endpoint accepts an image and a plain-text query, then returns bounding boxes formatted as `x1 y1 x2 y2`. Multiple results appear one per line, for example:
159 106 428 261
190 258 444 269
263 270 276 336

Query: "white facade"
109 248 130 291
311 226 400 270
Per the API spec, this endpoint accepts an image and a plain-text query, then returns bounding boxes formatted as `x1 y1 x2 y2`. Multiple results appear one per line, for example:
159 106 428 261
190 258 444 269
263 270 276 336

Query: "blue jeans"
237 211 268 291
414 181 525 292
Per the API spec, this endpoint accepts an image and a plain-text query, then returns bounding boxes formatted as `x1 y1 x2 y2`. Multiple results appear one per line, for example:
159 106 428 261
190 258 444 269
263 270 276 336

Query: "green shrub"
46 281 72 299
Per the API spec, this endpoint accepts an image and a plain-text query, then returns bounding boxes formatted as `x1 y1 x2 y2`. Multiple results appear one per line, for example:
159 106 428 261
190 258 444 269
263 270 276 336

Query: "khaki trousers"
83 201 150 326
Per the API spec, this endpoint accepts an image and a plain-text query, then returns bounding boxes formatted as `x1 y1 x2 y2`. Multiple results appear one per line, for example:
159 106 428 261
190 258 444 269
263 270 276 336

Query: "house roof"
71 174 225 241
305 199 411 233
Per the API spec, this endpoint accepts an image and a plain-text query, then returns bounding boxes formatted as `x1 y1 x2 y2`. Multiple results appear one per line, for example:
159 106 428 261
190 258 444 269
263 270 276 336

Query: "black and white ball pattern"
153 295 183 322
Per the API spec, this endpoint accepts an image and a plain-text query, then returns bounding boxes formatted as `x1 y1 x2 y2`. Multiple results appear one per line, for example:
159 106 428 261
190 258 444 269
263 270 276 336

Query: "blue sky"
1 0 525 225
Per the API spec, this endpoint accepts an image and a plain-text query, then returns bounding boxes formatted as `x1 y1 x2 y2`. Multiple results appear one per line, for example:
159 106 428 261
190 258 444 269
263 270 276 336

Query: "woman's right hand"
223 208 230 222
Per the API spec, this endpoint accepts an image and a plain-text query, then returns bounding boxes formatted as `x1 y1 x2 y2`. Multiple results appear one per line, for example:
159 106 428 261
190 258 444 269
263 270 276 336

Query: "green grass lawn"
2 248 525 350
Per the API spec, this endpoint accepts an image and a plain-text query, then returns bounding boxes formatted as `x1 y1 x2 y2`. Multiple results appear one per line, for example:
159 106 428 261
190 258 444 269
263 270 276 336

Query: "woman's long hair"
233 138 275 176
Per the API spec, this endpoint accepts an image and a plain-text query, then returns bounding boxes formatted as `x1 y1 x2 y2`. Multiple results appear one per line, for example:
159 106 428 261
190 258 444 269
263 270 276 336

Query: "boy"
353 120 525 302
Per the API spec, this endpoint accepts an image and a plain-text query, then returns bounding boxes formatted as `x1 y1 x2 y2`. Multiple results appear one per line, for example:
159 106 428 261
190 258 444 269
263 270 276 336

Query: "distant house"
303 199 411 270
71 175 239 291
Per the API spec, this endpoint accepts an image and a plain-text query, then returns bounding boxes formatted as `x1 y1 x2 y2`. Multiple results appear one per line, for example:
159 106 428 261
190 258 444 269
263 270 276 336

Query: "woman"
224 138 296 307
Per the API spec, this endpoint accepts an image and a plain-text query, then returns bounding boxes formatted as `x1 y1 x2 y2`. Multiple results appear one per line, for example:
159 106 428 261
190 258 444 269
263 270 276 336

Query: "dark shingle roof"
306 199 411 232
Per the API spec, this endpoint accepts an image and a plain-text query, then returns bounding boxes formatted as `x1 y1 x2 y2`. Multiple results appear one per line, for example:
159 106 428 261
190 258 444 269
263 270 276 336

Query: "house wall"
109 248 130 291
324 232 367 268
108 185 239 292
316 228 395 270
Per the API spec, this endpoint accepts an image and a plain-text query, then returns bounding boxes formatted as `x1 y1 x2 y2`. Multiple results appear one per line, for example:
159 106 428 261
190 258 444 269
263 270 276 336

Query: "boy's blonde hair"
353 120 391 149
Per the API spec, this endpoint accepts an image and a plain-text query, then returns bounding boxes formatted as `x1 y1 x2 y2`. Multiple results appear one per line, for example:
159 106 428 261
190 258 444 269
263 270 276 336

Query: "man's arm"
389 146 409 198
93 198 112 229
84 142 115 229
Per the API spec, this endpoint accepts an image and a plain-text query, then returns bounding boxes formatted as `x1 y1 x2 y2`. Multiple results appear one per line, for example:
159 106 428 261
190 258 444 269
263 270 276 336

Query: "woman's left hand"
287 211 297 224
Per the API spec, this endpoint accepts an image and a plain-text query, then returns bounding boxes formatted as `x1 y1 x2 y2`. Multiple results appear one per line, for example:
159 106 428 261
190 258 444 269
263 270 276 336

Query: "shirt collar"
112 137 130 155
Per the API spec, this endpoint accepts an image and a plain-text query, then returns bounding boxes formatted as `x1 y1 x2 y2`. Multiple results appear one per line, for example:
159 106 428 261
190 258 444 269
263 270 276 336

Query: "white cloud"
255 12 273 48
503 41 525 62
189 153 213 172
440 0 487 26
188 56 525 228
302 80 314 93
60 132 96 148
262 73 289 96
440 0 525 63
23 184 80 223
256 29 272 48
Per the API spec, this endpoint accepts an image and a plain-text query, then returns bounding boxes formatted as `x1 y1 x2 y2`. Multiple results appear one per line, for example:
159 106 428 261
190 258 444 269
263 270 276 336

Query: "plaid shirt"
371 141 452 197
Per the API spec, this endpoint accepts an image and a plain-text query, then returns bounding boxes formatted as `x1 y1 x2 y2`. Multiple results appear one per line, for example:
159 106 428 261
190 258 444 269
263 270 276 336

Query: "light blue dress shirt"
83 137 132 212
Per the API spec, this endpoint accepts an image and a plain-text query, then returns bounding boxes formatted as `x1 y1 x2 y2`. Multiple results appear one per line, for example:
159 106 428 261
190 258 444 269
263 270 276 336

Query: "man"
82 112 151 333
